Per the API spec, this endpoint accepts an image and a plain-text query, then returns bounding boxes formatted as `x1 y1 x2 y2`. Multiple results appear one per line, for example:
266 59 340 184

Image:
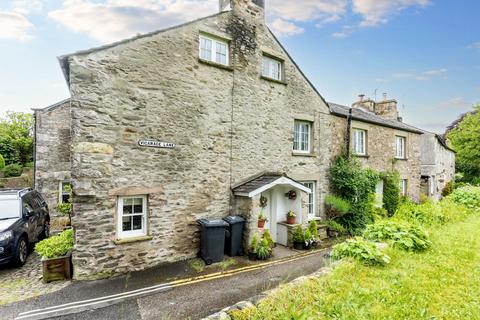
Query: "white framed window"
59 181 72 204
117 195 147 239
353 129 367 156
293 120 312 153
262 55 282 81
400 179 408 196
302 181 316 220
395 136 406 159
199 35 229 66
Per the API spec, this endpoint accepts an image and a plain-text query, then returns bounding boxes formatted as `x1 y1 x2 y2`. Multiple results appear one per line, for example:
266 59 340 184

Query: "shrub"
35 229 73 259
371 207 388 220
325 220 347 235
249 234 259 253
304 229 313 244
0 154 4 170
24 161 34 169
442 180 454 197
447 186 480 209
364 221 431 252
263 229 274 248
293 226 304 243
382 171 401 216
56 202 72 216
325 195 351 219
256 238 271 260
329 154 380 234
308 220 319 240
3 163 23 177
331 237 390 266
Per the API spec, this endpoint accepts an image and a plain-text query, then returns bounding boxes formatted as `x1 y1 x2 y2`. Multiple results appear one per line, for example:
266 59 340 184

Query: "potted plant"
303 229 314 250
258 210 267 228
248 234 259 261
293 226 304 250
325 220 347 238
286 210 296 225
263 229 275 248
308 220 320 248
256 238 271 260
35 229 74 283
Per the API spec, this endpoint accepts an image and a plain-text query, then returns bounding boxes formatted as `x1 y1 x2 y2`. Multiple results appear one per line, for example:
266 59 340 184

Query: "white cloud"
0 11 34 41
468 42 480 51
270 18 304 37
268 0 348 22
393 68 447 81
436 97 473 110
48 0 218 43
352 0 430 27
11 0 43 15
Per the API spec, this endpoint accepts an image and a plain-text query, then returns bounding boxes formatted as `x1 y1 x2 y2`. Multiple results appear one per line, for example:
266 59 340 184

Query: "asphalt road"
1 249 328 320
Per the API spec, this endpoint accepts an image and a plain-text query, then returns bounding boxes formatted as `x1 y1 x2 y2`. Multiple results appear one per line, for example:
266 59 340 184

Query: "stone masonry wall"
65 1 331 279
34 100 72 223
330 115 422 202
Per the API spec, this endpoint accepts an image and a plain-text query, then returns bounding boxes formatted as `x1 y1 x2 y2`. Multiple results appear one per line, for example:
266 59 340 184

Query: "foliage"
0 154 4 170
382 171 401 216
258 210 266 221
304 229 314 244
364 221 431 252
446 186 480 209
330 237 390 266
325 220 347 235
286 210 296 218
35 229 73 259
263 229 274 248
442 180 454 197
293 226 304 243
256 239 271 260
249 234 259 253
56 202 72 216
371 206 389 220
3 163 23 177
447 105 480 182
0 112 33 166
308 220 319 240
329 154 380 234
324 194 351 219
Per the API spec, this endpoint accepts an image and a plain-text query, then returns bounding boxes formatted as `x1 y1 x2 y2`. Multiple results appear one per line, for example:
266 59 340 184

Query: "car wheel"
13 237 28 267
40 220 50 239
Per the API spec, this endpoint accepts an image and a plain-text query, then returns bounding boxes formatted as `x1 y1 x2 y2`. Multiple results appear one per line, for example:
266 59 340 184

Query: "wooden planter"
287 216 296 225
42 252 72 283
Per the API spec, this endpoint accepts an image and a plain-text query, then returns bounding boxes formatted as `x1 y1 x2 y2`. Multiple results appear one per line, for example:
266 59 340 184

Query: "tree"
0 112 34 166
447 105 480 182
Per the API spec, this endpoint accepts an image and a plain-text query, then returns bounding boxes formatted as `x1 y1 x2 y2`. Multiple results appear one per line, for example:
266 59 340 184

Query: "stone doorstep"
201 265 334 320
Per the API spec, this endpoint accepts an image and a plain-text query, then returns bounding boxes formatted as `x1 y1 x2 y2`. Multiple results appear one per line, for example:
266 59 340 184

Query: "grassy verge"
231 214 480 320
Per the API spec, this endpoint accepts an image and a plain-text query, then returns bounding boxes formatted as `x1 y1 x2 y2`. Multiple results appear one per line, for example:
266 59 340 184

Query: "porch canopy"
232 172 311 198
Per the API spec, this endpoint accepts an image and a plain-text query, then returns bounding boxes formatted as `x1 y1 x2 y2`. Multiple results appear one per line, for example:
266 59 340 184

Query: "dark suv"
0 188 50 266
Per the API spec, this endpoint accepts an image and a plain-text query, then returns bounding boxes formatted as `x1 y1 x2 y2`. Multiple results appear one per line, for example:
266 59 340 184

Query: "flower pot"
303 242 311 250
248 252 257 261
327 229 340 238
42 252 72 283
293 241 304 250
287 216 296 225
257 219 266 228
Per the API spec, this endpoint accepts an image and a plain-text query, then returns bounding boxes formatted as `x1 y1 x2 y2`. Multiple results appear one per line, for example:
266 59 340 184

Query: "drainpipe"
32 111 37 189
346 108 353 158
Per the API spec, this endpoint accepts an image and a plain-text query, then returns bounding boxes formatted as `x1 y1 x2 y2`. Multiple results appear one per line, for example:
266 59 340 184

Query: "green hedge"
3 163 23 177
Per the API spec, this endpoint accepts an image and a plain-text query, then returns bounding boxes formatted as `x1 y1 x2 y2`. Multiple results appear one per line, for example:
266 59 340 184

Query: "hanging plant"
260 195 268 208
285 190 297 200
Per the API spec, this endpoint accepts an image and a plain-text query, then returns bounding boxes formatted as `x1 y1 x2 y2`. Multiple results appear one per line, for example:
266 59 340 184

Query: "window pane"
215 42 227 65
62 194 70 203
132 215 142 230
133 198 143 213
122 216 132 231
262 57 269 77
200 37 212 60
123 202 132 214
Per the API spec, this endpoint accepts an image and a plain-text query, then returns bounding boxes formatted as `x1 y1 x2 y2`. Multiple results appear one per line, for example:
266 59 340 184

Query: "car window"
22 201 34 216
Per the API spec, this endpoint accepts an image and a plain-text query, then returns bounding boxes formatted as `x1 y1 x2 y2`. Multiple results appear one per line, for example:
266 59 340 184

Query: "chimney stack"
358 94 365 102
219 0 265 12
383 93 387 101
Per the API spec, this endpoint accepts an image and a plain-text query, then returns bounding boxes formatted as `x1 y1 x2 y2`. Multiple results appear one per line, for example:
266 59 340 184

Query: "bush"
249 234 259 253
35 229 73 259
24 161 34 168
0 154 4 170
325 195 351 219
256 238 271 260
293 226 304 243
382 171 401 216
56 202 72 216
3 163 23 177
325 220 347 235
371 207 388 220
263 229 274 248
308 220 319 240
442 180 454 197
329 154 380 234
446 186 480 209
364 221 431 252
331 237 390 266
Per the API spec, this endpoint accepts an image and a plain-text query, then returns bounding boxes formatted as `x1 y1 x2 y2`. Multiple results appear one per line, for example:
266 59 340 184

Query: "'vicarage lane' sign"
138 139 176 149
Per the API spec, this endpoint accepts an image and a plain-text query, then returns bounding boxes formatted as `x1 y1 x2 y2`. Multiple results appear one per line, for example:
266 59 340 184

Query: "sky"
0 0 479 134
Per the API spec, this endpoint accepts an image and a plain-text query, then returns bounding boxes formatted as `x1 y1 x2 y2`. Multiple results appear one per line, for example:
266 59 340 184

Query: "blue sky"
0 0 479 133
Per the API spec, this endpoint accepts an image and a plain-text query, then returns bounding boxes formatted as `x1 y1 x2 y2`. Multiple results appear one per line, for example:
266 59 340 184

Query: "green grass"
231 214 480 320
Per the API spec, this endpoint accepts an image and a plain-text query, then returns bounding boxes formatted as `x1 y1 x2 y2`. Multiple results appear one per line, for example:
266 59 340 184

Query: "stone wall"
34 100 72 223
63 0 331 279
330 115 422 202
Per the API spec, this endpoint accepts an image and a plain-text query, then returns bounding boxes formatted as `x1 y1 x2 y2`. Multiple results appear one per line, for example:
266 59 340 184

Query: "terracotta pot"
258 219 266 228
287 216 296 225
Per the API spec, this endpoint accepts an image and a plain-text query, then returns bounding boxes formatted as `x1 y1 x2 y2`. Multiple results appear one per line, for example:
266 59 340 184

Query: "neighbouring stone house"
35 0 333 279
420 132 455 200
329 97 424 203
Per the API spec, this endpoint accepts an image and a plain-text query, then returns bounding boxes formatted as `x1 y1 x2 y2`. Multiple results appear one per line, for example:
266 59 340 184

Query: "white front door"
261 191 277 243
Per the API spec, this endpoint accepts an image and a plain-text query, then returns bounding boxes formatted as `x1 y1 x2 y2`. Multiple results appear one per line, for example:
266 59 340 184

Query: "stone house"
420 132 455 200
329 97 424 203
35 0 333 279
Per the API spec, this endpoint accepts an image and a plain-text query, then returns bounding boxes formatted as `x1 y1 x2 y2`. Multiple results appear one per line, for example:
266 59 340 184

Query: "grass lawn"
231 214 480 320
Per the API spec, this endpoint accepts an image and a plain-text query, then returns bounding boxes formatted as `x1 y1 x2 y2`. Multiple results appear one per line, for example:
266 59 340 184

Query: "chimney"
358 94 365 102
219 0 265 12
383 93 387 101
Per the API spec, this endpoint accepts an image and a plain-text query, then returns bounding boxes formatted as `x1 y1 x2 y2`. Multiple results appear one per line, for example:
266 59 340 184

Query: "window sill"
261 76 287 85
394 157 408 161
198 58 233 71
113 235 153 245
292 151 317 157
353 154 370 159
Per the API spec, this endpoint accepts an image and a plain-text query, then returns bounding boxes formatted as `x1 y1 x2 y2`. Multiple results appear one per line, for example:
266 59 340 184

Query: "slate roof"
328 102 424 134
232 173 284 195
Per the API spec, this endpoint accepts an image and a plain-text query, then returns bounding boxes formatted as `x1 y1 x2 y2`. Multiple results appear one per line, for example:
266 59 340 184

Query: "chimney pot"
358 94 365 102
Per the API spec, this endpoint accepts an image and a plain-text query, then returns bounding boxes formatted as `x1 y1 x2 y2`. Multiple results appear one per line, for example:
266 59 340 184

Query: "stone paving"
0 250 70 306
